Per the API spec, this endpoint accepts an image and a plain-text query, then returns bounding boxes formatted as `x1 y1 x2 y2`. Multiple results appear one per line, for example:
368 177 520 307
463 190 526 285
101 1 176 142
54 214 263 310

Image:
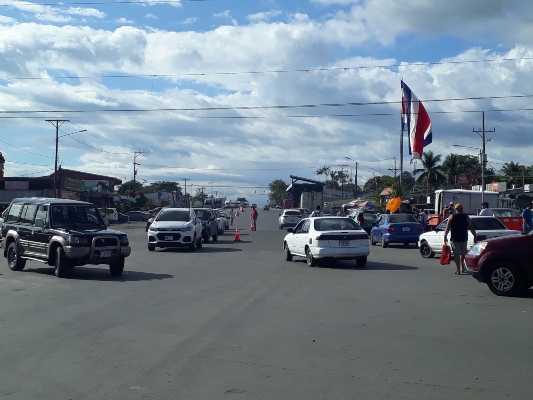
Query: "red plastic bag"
440 243 451 265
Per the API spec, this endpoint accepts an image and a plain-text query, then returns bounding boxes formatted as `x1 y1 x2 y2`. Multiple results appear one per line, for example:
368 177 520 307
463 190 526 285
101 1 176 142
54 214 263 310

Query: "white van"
99 207 118 223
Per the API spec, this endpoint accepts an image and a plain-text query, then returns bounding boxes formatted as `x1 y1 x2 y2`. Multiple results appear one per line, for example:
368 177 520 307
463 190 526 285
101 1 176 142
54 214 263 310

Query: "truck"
427 189 500 230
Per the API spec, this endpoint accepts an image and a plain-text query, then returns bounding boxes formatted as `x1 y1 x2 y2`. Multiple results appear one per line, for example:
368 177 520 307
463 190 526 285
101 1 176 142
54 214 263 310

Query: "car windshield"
51 205 104 227
284 211 301 216
471 217 507 230
156 210 191 222
314 218 360 231
193 210 210 220
388 214 418 223
362 213 377 221
492 209 519 217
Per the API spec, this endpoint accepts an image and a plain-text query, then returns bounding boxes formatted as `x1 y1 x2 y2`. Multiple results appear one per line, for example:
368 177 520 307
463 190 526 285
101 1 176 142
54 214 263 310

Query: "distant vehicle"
279 209 302 229
418 216 521 258
192 208 219 242
147 207 203 251
466 231 533 297
370 213 424 248
127 210 150 221
489 208 522 231
263 205 270 210
350 210 378 234
298 208 310 218
117 212 129 223
99 207 119 223
283 217 370 267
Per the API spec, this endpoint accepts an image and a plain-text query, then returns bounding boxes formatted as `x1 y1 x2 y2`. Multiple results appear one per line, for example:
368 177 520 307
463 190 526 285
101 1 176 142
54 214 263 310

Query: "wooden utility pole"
472 111 494 203
46 119 69 198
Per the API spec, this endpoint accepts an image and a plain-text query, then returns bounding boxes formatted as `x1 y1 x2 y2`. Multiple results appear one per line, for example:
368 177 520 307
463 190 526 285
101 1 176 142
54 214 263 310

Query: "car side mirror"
34 217 45 228
287 228 294 233
148 218 154 224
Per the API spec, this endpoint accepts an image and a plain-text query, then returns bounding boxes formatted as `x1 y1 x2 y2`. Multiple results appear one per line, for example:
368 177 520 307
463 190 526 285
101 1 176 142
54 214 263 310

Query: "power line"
0 0 211 5
2 57 532 81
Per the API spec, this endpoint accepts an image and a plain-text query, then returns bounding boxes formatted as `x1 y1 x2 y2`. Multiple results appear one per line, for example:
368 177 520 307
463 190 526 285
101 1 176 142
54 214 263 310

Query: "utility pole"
388 157 400 181
46 119 69 198
133 151 147 198
473 111 494 203
354 162 358 200
183 178 190 207
339 164 348 198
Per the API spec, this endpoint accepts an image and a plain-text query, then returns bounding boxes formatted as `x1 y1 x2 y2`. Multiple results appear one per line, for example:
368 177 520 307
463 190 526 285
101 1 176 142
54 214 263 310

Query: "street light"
453 144 486 202
345 157 359 199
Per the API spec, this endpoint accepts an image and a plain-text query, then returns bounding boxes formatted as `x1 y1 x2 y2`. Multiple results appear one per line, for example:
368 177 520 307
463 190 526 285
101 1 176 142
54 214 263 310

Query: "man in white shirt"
479 202 493 216
310 205 323 217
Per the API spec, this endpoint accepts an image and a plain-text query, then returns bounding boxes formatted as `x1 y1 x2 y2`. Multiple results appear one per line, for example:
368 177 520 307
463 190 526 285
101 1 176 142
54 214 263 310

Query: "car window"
294 220 305 234
377 217 386 226
302 220 311 233
20 204 38 224
35 205 48 225
492 209 518 217
437 220 448 230
471 217 507 230
389 214 418 223
51 205 101 226
314 218 359 231
6 204 23 222
284 211 301 216
156 210 191 222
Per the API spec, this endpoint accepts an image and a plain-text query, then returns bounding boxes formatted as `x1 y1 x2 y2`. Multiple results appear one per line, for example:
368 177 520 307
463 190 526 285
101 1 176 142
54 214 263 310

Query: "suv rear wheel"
7 242 26 271
109 257 125 276
486 262 525 297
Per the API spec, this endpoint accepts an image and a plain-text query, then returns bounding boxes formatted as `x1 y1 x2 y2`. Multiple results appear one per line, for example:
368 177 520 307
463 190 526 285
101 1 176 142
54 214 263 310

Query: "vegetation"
268 179 288 205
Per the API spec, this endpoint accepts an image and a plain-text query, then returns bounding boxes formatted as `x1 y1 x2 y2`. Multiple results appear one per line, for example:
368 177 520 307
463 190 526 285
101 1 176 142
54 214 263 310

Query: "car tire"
355 256 367 267
486 262 525 297
189 235 197 251
370 234 377 246
381 237 389 248
419 241 435 258
284 243 293 261
148 244 155 251
109 257 125 276
306 248 317 267
55 246 70 278
7 242 26 271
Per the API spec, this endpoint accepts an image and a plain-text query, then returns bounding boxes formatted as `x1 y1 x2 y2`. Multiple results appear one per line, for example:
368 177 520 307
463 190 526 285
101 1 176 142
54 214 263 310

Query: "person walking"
229 209 235 226
310 205 323 217
479 201 493 216
251 207 259 231
521 202 533 234
443 203 477 275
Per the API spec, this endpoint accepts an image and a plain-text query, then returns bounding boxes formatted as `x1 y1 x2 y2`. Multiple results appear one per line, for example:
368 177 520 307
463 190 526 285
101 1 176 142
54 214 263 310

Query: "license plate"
101 251 111 257
164 235 173 240
402 227 410 231
339 240 350 246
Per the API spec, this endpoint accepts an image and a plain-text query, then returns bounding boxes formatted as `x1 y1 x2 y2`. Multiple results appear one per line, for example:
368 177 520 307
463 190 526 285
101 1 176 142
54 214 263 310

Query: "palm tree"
442 153 460 187
501 161 526 186
413 150 446 191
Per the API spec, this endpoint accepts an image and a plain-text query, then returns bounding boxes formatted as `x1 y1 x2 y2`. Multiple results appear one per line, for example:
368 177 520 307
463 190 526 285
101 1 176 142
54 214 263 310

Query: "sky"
1 0 533 205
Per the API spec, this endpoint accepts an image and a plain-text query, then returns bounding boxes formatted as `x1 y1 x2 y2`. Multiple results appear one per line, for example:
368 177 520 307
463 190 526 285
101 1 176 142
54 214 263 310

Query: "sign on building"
65 177 85 191
5 181 29 190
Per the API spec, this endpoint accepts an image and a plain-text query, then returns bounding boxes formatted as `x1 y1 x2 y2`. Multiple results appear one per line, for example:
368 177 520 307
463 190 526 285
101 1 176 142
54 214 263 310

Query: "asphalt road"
1 209 532 399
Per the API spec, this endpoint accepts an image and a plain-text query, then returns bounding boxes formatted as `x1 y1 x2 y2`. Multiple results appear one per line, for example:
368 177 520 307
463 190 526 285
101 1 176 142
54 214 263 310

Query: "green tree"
268 179 288 206
413 150 446 190
143 181 182 195
501 161 527 186
442 153 461 186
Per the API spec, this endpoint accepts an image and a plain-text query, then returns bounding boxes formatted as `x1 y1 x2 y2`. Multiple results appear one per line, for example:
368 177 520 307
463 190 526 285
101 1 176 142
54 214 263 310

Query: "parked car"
1 198 130 277
465 231 533 296
279 209 302 229
283 217 370 267
149 207 163 218
128 210 150 221
212 209 227 235
418 216 521 258
370 213 424 247
489 208 522 231
147 207 203 251
192 208 218 242
298 208 310 218
117 212 129 223
98 207 119 223
263 205 270 210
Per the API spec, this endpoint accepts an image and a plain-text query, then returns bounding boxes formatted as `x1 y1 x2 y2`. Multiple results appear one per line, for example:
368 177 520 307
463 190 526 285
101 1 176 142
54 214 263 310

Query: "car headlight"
119 235 129 245
468 242 487 256
182 224 193 231
69 236 88 245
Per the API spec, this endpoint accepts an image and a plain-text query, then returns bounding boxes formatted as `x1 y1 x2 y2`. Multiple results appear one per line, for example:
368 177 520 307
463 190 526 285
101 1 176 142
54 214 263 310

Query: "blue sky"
1 0 533 204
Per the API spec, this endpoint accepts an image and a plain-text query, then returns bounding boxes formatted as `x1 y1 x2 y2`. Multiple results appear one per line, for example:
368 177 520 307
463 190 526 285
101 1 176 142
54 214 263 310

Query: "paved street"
1 209 532 399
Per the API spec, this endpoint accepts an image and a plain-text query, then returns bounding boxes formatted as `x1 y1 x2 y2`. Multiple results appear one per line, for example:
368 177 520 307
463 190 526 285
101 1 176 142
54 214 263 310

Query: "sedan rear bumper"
312 245 370 259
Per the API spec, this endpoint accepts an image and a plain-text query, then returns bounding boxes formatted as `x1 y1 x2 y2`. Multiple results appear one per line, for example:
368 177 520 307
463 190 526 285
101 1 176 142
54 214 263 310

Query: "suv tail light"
386 228 395 233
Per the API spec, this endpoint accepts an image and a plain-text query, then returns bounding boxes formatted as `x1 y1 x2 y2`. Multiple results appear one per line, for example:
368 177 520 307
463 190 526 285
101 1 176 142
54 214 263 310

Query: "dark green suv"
0 198 131 278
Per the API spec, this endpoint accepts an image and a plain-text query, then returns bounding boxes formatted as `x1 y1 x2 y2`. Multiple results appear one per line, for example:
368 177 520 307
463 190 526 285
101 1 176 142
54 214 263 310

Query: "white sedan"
418 216 521 258
147 208 203 251
283 217 370 267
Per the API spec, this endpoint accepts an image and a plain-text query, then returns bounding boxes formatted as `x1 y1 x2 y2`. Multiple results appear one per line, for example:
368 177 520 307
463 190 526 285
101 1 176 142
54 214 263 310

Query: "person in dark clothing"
443 203 477 274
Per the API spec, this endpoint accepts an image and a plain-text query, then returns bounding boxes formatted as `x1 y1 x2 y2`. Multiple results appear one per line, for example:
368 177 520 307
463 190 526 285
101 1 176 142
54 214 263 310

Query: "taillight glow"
386 228 395 233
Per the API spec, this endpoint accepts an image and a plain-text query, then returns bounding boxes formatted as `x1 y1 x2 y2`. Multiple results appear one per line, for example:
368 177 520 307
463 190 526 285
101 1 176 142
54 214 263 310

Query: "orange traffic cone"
250 222 255 232
234 226 241 241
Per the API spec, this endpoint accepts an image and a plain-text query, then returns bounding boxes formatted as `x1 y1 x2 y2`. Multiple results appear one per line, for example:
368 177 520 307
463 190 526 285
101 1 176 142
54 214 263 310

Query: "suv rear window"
284 211 301 216
6 204 23 222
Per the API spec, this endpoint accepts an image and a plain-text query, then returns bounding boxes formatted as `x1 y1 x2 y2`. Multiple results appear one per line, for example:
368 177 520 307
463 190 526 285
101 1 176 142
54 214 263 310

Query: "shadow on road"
157 246 244 253
23 267 174 281
290 259 418 271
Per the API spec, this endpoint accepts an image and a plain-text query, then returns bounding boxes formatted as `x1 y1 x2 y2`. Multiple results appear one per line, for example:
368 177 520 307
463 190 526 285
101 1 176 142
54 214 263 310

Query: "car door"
429 220 448 251
297 219 311 254
288 220 305 254
18 204 36 253
372 215 386 241
29 205 49 256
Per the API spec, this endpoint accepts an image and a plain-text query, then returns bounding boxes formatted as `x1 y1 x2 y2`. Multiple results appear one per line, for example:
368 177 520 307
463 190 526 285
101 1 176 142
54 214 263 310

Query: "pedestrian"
442 202 454 219
229 209 235 226
251 207 259 230
479 201 493 216
357 212 365 225
443 203 477 275
418 210 428 227
310 205 323 217
521 202 533 234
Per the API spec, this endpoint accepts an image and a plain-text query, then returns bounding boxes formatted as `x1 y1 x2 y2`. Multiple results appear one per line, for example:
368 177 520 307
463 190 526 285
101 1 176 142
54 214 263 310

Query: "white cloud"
183 17 198 24
144 13 157 20
247 10 282 22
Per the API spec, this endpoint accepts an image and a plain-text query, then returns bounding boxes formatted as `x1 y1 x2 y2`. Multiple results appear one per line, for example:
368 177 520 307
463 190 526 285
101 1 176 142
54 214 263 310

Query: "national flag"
401 81 432 160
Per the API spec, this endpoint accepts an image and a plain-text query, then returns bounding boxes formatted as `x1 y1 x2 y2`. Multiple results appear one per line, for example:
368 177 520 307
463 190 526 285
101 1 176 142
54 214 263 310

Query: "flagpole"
399 80 404 194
